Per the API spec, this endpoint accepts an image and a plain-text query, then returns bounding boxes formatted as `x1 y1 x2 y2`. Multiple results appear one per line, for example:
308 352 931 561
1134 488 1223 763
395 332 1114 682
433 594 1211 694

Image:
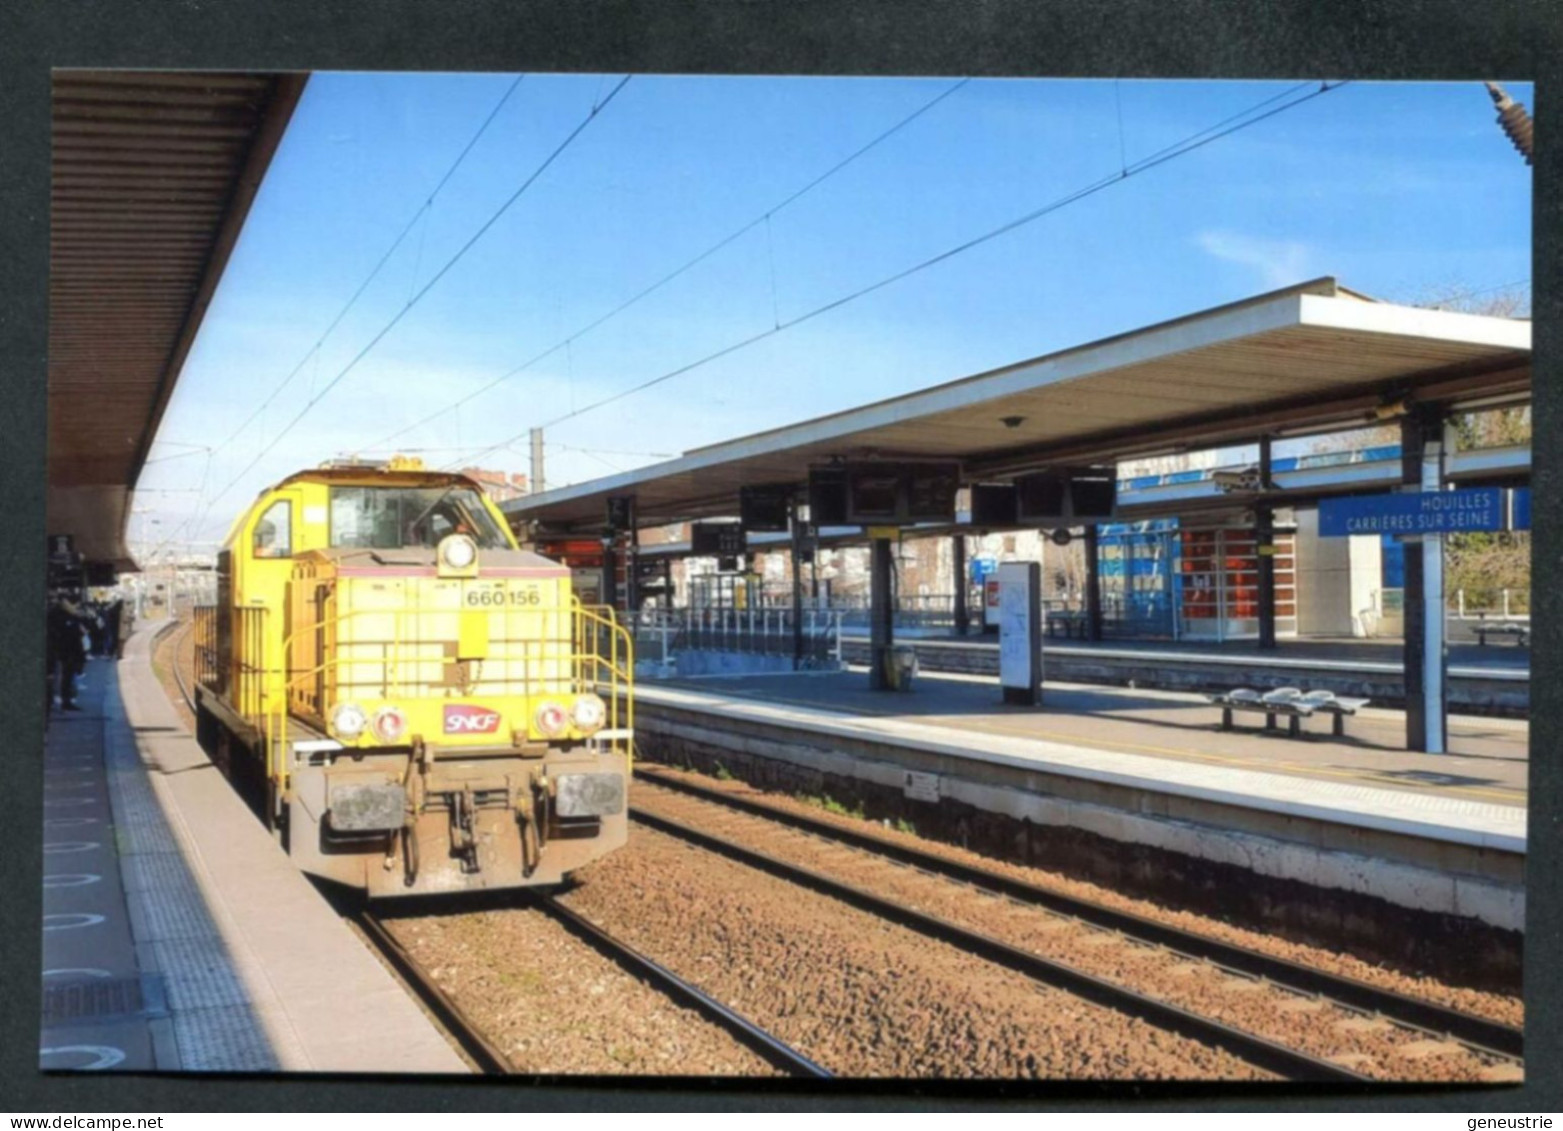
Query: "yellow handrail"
250 598 635 792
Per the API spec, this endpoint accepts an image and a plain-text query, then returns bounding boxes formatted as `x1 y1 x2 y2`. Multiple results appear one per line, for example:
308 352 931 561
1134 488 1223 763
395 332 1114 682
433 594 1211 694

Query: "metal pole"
529 428 545 495
869 536 895 689
1401 408 1447 753
952 533 969 637
1084 525 1103 641
1257 436 1277 650
1421 427 1447 753
790 500 805 670
602 538 618 613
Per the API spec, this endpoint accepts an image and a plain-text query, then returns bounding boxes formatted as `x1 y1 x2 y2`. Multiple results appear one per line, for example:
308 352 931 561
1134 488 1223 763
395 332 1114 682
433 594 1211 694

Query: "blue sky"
131 73 1533 553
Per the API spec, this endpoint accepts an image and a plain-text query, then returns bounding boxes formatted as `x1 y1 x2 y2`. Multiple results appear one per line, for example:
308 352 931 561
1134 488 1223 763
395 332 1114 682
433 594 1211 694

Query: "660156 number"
465 587 543 607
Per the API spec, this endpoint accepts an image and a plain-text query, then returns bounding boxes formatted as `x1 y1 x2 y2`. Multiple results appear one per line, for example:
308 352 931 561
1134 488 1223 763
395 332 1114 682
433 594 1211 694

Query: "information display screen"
838 461 961 525
904 463 959 523
1015 473 1067 523
808 467 850 525
739 484 793 532
970 483 1018 526
691 521 746 556
848 467 901 520
1068 475 1116 523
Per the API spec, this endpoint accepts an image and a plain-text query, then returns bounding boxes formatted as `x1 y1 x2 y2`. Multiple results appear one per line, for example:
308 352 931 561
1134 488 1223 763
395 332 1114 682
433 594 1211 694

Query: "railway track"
165 617 197 717
356 907 513 1074
537 895 831 1077
631 766 1524 1083
358 895 828 1077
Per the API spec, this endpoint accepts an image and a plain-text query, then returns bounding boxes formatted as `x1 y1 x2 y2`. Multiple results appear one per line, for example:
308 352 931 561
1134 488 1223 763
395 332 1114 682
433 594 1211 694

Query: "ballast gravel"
638 766 1522 1031
559 826 1265 1079
384 905 777 1075
631 776 1522 1083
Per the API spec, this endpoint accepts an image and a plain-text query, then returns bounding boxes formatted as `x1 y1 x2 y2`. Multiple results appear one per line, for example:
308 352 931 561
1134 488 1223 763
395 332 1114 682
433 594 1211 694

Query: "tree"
1412 284 1532 613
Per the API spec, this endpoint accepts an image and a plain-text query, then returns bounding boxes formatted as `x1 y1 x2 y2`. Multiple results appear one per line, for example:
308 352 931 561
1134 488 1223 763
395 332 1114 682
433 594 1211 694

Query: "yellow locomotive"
192 457 632 897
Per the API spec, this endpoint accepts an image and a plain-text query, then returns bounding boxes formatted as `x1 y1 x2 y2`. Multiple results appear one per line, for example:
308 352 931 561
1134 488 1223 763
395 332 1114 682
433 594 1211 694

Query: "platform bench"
1046 611 1088 639
1206 687 1371 738
1474 621 1528 647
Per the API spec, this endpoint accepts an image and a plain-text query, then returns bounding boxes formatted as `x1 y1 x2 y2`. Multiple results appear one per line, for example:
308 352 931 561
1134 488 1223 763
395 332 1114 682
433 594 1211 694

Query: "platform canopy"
48 70 307 573
504 278 1530 534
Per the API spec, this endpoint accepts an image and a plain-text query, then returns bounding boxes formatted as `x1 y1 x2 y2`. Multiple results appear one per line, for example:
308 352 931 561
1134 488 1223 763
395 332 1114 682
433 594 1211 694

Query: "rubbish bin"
885 645 919 691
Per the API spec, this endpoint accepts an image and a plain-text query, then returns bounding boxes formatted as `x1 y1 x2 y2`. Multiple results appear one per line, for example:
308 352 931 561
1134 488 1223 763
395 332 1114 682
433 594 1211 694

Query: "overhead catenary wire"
214 75 526 467
151 75 527 556
365 78 972 453
454 80 1347 474
166 74 632 555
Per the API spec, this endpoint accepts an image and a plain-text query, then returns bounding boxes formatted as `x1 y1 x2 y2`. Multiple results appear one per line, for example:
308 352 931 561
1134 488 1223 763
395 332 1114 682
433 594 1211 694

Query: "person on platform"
103 598 124 658
47 592 87 711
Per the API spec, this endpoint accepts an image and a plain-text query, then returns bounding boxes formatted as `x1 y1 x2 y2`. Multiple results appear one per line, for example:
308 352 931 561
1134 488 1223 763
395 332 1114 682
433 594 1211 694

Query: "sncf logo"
444 704 502 735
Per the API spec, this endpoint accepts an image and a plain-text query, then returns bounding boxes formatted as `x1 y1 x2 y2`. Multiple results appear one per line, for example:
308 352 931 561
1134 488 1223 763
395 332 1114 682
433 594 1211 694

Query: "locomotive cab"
193 458 633 896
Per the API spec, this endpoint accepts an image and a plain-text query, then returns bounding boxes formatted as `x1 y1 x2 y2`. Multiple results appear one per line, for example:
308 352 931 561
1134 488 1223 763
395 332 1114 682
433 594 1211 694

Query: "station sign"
1318 487 1505 537
970 555 998 582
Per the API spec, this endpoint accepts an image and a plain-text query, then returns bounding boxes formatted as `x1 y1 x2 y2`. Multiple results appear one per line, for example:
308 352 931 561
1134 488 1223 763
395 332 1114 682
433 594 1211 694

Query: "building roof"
504 278 1531 533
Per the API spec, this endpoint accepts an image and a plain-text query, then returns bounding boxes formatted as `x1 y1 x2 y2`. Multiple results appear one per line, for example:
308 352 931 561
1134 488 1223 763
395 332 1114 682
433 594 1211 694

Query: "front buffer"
285 741 628 897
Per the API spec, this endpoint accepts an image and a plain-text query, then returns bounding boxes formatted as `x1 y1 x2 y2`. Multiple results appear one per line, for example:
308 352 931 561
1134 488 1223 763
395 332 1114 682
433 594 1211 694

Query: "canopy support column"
869 535 895 690
1258 435 1277 651
1084 525 1103 642
1402 407 1448 753
790 499 805 671
953 533 969 637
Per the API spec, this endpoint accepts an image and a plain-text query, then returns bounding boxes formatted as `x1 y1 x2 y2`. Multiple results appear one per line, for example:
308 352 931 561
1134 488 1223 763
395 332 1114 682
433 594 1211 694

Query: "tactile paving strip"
120 851 217 942
149 936 253 1012
99 670 278 1072
168 1005 280 1072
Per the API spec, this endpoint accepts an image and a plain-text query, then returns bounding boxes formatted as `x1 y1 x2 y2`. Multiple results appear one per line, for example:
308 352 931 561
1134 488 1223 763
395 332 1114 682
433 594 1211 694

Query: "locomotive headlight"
571 694 606 734
372 705 408 743
534 700 569 738
331 702 368 741
440 534 478 570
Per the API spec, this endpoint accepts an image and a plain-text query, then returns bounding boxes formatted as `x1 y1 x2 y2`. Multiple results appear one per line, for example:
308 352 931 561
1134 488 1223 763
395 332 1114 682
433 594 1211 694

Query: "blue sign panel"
1318 488 1505 537
1512 487 1530 531
970 555 999 582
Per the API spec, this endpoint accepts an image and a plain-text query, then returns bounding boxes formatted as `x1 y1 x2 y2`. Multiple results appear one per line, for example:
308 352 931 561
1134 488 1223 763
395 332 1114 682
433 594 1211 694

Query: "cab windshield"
328 485 511 550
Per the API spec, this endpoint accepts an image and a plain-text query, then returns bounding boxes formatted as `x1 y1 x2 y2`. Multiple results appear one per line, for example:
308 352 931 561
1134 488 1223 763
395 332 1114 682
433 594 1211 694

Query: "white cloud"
1195 229 1314 289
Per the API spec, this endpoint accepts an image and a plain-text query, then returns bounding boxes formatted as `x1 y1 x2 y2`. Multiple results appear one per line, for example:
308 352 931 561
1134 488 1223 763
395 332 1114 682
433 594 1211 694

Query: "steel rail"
166 617 198 716
630 805 1369 1083
355 909 513 1075
634 767 1522 1062
536 895 833 1079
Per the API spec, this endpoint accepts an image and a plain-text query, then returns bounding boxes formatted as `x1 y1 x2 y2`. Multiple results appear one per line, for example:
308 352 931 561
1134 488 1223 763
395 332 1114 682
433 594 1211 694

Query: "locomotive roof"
269 466 486 490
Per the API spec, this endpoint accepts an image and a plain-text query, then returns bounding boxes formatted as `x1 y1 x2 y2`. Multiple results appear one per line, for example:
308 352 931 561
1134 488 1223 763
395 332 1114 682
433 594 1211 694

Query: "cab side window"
252 500 292 558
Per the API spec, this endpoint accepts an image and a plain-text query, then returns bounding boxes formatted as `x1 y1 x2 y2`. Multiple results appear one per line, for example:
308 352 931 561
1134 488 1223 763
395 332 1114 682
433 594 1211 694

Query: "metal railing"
192 605 218 689
206 599 634 802
1448 588 1530 619
631 607 843 666
1374 587 1531 621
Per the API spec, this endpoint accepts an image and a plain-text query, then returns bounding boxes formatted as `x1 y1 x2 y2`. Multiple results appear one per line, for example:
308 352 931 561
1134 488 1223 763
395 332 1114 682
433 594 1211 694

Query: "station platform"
873 632 1531 673
629 667 1526 952
837 633 1528 715
664 667 1528 807
39 626 467 1074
